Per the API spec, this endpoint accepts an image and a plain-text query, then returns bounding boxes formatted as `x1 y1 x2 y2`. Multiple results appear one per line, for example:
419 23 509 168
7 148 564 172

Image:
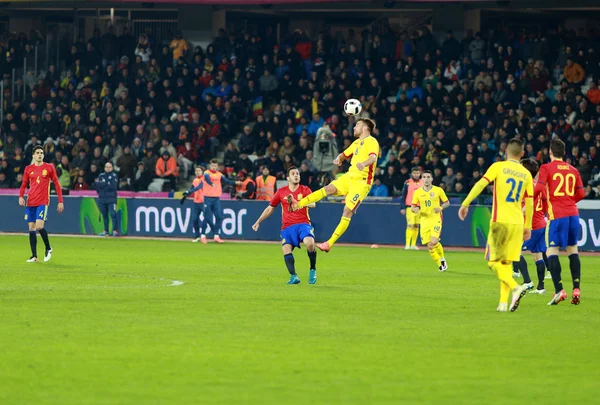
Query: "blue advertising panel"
1 196 599 251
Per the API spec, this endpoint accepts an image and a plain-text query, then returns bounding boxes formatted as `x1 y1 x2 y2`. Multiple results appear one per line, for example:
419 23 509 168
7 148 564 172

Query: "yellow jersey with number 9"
412 185 448 220
482 160 533 225
342 135 380 185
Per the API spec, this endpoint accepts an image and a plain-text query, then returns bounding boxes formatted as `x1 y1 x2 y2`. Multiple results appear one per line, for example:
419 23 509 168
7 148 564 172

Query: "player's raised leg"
290 183 336 212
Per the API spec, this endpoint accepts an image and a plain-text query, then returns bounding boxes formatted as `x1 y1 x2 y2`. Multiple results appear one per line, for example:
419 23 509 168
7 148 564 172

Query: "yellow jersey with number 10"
412 185 448 220
342 135 380 185
482 160 533 225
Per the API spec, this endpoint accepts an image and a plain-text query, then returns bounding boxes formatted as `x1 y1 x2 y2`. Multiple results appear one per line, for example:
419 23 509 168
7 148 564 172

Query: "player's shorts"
546 215 580 249
280 223 315 249
485 222 523 263
420 218 442 244
24 205 48 223
405 208 421 226
330 173 371 213
522 228 546 253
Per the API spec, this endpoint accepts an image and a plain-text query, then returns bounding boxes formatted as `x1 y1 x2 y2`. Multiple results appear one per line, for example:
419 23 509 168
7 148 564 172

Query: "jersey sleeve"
574 168 585 202
19 166 30 198
367 137 379 157
342 143 354 158
537 164 548 185
269 189 281 207
411 190 419 207
439 188 449 203
50 165 64 203
482 163 498 183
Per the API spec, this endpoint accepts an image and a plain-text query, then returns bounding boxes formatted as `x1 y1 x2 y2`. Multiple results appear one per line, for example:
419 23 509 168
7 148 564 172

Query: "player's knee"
342 207 354 218
324 184 336 195
35 224 44 231
427 242 435 249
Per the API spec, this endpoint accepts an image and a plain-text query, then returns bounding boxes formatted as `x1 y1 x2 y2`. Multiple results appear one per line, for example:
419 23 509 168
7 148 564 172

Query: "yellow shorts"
420 218 442 244
485 222 523 263
330 173 371 213
406 209 420 226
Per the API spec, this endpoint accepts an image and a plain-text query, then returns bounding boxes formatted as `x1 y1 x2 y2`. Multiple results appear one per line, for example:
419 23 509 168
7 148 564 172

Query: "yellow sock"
436 243 445 262
297 188 327 209
327 216 351 247
490 262 518 290
500 281 511 304
429 245 440 265
412 227 420 246
405 227 413 247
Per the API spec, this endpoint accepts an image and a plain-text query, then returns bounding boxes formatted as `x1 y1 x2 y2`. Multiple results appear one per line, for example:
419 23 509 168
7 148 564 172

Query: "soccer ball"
344 98 362 116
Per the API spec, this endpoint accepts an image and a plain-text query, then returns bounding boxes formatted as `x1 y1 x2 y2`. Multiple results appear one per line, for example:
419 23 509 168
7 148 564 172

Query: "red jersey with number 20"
19 163 64 207
270 185 313 230
535 160 584 220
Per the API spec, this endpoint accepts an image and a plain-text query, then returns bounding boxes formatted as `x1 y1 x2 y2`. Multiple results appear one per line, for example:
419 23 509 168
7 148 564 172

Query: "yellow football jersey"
342 135 380 184
481 160 534 225
412 185 448 220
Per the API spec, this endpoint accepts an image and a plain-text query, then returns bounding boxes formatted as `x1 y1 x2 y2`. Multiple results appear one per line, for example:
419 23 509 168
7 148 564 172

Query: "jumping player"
517 158 549 294
181 166 206 243
459 138 533 312
411 170 449 272
401 167 423 250
288 118 379 253
252 166 318 284
18 145 64 262
535 139 585 305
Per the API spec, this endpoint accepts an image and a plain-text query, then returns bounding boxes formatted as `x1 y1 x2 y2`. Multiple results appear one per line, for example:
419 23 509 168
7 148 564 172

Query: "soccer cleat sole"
571 291 581 305
510 288 527 312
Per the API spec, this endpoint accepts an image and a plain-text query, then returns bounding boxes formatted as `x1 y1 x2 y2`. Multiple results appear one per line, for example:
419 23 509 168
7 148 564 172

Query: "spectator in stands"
155 151 179 192
563 57 586 87
369 177 389 197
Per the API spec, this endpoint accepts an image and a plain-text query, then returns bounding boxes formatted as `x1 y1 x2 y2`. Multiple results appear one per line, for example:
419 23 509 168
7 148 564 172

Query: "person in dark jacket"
95 162 119 236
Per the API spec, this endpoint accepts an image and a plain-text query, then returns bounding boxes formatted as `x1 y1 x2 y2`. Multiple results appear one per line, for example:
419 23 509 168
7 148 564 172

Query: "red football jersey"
270 185 312 230
20 163 64 207
536 160 584 220
531 183 548 231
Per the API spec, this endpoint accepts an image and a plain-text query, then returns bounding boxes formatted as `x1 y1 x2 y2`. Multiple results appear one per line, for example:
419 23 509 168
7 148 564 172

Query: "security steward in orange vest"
235 170 256 199
255 166 277 201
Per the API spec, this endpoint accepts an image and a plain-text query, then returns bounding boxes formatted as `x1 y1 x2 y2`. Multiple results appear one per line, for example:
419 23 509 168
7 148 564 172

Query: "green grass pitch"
1 235 599 404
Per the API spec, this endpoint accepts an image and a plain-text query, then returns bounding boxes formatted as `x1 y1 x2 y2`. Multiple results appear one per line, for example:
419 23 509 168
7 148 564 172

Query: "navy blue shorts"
24 205 48 223
546 216 580 249
522 227 546 253
280 223 315 248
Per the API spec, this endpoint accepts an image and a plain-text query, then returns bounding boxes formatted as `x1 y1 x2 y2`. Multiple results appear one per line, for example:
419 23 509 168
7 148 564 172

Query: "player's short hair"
550 138 566 158
411 166 421 173
286 166 298 177
507 138 524 157
32 145 43 153
210 158 218 165
521 158 539 178
422 170 433 176
357 118 375 132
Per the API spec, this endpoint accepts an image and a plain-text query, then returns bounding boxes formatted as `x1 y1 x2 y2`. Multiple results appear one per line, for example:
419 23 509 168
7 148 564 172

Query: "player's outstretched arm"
459 177 490 220
252 206 276 231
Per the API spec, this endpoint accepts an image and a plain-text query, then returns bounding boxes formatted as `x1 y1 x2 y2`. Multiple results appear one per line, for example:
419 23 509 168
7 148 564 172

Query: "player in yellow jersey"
459 138 534 313
411 170 450 272
289 118 380 252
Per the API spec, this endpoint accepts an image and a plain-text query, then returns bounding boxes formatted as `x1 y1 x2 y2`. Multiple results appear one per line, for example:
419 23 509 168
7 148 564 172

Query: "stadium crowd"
0 24 600 199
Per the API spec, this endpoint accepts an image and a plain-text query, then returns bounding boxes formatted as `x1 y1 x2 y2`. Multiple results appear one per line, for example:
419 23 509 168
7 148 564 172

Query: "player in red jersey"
252 166 318 285
515 159 549 294
19 145 64 263
535 139 585 305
